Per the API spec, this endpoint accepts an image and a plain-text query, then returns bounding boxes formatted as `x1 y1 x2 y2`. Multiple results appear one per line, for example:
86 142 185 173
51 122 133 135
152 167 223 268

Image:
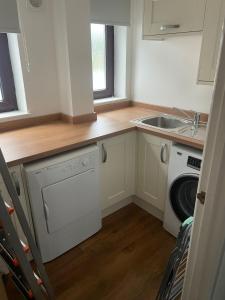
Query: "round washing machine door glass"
170 174 199 223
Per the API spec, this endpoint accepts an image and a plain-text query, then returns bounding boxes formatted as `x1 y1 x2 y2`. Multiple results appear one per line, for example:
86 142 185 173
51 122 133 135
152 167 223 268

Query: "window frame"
0 33 18 113
93 25 114 100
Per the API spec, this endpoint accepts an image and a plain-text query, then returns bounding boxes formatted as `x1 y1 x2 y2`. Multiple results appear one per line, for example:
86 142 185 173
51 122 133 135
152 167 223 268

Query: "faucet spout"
173 107 201 129
193 112 201 129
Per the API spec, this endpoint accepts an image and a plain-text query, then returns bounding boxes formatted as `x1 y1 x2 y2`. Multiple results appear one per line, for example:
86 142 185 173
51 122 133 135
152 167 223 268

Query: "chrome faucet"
193 112 201 129
173 107 201 129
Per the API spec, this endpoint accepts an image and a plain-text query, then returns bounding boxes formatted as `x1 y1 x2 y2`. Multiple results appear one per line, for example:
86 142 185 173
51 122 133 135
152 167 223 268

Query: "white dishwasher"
24 145 101 263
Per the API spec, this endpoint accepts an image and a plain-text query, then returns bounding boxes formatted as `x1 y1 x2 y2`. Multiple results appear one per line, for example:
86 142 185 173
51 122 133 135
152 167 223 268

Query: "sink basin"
141 116 187 129
133 115 190 131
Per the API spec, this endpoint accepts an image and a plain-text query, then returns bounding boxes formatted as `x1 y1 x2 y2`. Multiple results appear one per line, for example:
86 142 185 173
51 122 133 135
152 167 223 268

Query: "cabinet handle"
160 144 168 164
160 24 180 31
11 172 21 196
102 144 107 163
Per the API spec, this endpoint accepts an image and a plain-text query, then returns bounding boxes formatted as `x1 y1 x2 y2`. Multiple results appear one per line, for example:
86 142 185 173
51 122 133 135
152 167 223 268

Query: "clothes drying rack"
156 217 193 300
0 149 54 300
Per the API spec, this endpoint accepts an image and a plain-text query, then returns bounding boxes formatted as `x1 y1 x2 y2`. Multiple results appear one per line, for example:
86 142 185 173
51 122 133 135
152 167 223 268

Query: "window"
0 33 17 113
91 24 114 100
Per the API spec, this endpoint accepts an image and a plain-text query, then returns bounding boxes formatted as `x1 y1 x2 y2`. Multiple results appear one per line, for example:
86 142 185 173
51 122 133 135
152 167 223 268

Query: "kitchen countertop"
0 107 205 167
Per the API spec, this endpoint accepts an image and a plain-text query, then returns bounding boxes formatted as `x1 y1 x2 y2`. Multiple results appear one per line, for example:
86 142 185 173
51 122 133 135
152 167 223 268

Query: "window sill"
94 97 128 106
0 111 31 122
94 97 131 113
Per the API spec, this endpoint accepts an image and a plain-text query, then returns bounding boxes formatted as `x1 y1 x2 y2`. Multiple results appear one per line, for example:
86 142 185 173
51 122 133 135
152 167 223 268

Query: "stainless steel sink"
132 115 190 131
141 116 187 129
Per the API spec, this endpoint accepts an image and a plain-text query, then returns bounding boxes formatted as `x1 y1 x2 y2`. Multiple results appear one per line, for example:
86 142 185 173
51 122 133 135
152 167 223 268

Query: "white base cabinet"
137 133 171 211
0 130 171 244
98 132 136 211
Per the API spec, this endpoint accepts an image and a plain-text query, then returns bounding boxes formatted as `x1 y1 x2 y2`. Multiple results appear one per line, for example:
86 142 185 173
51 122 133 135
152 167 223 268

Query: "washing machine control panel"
187 156 202 171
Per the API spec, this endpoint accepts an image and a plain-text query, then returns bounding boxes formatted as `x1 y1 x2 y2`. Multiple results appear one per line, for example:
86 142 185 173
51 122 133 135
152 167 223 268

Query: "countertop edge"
6 124 204 167
6 127 135 167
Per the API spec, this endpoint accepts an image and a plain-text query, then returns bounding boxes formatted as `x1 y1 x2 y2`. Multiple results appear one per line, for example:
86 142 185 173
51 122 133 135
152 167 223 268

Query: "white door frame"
182 25 225 300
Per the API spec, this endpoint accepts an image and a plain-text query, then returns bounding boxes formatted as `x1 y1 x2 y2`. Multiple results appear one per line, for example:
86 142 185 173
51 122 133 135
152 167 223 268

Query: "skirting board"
102 196 133 218
102 195 164 221
132 196 164 221
61 112 97 124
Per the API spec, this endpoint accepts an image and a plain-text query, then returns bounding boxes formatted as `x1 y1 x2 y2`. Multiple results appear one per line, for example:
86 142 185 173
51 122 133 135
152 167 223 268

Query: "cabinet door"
198 0 225 84
137 133 170 211
99 132 136 210
143 0 206 38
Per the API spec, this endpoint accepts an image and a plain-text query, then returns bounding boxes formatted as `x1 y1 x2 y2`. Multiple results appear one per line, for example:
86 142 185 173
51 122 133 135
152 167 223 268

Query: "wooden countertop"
0 107 205 167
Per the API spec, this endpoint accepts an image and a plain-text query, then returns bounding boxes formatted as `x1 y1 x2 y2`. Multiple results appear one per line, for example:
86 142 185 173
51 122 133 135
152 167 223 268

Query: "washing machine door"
170 174 199 222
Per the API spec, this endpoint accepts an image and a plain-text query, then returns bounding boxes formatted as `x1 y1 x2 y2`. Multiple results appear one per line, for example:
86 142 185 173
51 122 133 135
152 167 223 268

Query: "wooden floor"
5 204 175 300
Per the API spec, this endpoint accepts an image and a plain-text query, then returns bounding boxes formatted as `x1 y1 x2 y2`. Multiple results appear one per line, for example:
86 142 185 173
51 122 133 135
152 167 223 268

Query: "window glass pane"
91 24 106 91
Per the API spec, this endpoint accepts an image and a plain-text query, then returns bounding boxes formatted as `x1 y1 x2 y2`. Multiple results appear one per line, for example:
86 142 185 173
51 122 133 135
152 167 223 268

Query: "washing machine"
163 144 203 237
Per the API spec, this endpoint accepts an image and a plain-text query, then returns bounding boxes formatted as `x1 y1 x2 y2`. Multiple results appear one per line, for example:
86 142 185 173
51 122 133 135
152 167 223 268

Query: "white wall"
65 0 94 116
8 33 27 113
114 26 128 98
6 0 214 120
53 0 73 116
16 0 60 116
53 0 94 117
130 0 214 114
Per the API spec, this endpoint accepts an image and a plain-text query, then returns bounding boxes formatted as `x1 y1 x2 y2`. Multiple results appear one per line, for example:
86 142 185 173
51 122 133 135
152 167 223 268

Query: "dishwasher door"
42 169 97 234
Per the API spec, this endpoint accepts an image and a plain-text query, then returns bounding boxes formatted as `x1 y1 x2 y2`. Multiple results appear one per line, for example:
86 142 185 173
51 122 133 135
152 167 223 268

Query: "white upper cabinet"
198 0 225 84
0 0 20 33
143 0 206 39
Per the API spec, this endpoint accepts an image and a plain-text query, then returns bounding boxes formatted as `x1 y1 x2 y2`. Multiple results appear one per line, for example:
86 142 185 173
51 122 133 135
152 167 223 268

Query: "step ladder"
0 149 54 300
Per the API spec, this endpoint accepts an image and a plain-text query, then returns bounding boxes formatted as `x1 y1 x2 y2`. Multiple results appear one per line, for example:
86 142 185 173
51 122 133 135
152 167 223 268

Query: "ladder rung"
11 275 34 299
0 230 20 266
20 240 30 254
12 257 20 267
0 248 19 267
4 202 14 215
28 289 33 299
33 271 43 286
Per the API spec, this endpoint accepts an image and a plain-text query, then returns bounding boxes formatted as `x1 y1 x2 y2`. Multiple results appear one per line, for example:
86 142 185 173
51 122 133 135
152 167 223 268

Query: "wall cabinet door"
0 165 33 244
198 0 225 84
143 0 206 39
137 133 171 211
98 132 136 210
